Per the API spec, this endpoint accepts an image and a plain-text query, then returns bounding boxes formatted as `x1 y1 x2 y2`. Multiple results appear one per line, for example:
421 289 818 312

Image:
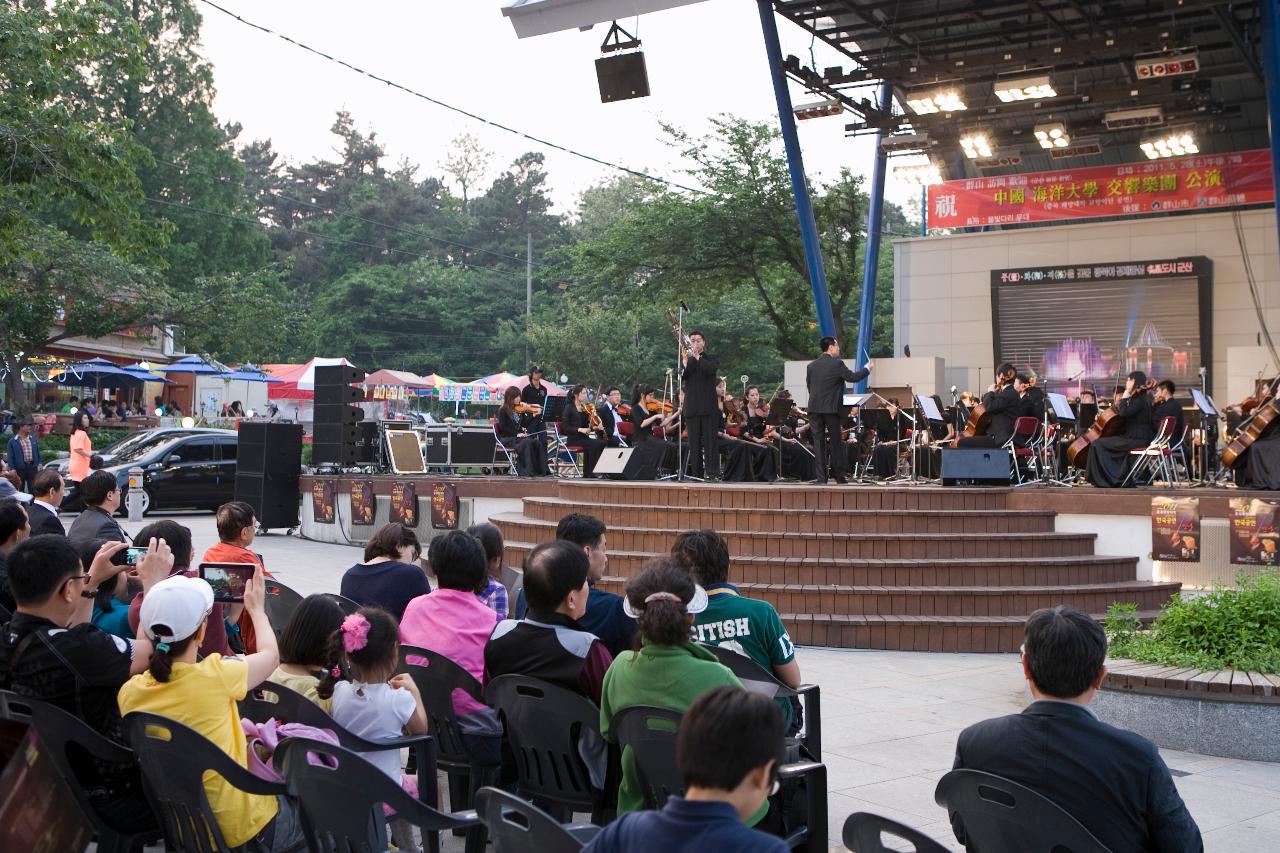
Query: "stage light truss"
959 132 993 159
994 72 1056 103
1034 122 1070 149
793 98 843 120
894 162 943 186
1140 130 1199 159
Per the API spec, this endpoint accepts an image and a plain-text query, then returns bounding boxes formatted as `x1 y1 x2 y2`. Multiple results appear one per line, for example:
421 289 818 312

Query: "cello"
1222 388 1280 468
1066 379 1155 468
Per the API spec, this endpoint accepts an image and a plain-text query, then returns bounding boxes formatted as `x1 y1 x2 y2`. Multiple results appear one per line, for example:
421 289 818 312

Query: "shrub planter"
1095 659 1280 762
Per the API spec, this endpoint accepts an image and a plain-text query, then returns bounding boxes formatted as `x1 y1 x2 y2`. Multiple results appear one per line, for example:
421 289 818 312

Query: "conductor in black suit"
805 337 872 484
26 469 66 536
950 605 1202 853
681 331 721 479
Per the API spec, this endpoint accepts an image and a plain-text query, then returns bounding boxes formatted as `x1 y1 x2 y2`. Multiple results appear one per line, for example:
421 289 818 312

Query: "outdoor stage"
297 475 1276 652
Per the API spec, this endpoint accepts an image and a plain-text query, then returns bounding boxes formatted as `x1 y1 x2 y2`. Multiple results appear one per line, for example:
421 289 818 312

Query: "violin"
644 399 675 415
515 401 542 416
581 401 604 433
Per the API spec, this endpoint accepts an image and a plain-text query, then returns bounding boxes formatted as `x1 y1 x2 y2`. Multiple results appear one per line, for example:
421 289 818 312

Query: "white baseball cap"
139 575 214 644
622 584 709 619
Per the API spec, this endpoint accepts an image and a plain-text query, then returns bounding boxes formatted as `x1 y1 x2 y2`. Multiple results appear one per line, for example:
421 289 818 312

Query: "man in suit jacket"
805 337 872 484
27 469 67 536
5 419 41 492
681 331 721 479
67 470 128 543
950 605 1202 853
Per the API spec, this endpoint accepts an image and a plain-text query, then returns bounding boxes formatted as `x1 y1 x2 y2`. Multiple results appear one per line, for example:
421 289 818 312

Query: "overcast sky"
196 0 924 218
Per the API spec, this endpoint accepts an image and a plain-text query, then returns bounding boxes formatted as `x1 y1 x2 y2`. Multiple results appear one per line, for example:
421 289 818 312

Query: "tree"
442 132 492 213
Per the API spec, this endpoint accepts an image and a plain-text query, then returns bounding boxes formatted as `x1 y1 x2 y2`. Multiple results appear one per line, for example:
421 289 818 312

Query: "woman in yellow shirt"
118 569 306 852
68 410 93 482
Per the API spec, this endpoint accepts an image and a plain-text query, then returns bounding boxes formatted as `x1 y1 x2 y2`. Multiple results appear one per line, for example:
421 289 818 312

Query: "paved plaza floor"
122 514 1280 852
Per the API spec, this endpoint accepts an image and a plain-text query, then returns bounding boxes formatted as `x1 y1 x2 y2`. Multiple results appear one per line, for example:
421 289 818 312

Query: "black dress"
1087 393 1156 488
561 405 606 476
1232 411 1280 489
496 407 548 476
742 414 779 481
872 410 911 479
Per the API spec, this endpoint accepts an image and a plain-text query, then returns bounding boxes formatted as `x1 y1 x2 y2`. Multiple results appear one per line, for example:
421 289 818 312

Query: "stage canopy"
501 0 710 38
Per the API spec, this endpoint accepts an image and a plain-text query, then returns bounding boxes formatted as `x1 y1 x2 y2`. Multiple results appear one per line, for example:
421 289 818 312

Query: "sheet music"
1190 389 1218 416
1047 392 1076 420
915 395 944 422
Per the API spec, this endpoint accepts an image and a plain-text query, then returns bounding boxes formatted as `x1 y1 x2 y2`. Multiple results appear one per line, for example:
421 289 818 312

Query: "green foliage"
38 428 131 455
1107 571 1280 674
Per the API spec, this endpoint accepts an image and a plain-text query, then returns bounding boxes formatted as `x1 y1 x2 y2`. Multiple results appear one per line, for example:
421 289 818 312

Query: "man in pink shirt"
399 529 504 765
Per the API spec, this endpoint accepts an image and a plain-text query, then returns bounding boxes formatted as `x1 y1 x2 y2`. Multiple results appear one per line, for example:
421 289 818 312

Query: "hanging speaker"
596 52 650 103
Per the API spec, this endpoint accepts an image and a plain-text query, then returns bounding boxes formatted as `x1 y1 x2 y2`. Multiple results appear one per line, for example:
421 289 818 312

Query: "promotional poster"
311 479 335 524
1228 498 1280 566
1150 497 1200 562
350 479 376 526
390 481 419 528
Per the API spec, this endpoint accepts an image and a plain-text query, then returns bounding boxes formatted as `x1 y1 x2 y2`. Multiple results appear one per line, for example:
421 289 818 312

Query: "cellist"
1086 371 1155 488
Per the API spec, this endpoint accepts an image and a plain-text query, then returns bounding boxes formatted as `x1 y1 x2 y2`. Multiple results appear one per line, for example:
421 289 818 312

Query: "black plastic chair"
610 704 829 853
842 811 950 852
474 786 601 853
934 769 1113 853
701 642 823 761
0 690 158 853
122 711 288 853
237 681 438 814
485 674 616 823
320 591 360 614
274 737 483 853
262 577 304 638
400 645 495 818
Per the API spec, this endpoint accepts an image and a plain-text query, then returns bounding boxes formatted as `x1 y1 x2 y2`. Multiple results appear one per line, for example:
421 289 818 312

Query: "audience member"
67 470 128 543
0 498 31 613
600 559 751 817
339 523 429 621
127 519 234 656
68 410 94 482
484 540 612 705
671 530 801 731
75 538 133 639
950 605 1202 852
6 417 42 492
399 530 503 763
0 535 171 833
268 594 345 710
584 687 788 853
203 501 266 652
467 522 508 620
27 469 67 535
118 566 306 852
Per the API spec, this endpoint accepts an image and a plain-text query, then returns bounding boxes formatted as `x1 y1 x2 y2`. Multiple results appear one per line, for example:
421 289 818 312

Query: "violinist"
1150 380 1187 475
562 384 607 477
871 398 911 479
982 363 1021 447
497 386 550 476
1086 371 1155 488
630 384 680 474
1229 378 1280 489
715 383 752 482
519 365 548 432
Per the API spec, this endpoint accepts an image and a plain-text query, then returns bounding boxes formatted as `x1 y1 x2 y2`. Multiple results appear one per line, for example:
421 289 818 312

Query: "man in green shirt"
671 530 801 730
61 396 80 414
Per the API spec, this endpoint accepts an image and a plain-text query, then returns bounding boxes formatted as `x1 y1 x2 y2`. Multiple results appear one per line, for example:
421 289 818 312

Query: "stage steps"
491 481 1178 653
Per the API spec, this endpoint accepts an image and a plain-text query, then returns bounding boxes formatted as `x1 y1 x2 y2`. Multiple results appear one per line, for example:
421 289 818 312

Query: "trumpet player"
681 330 721 480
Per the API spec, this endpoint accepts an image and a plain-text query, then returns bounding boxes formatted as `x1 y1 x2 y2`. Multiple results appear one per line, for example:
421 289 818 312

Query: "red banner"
927 149 1273 229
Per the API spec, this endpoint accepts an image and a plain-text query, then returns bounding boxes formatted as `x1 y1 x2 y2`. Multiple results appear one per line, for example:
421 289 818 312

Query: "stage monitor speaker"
596 51 650 103
233 472 299 529
314 403 363 426
313 442 358 466
594 447 633 476
355 421 379 465
314 383 364 405
601 440 662 480
313 422 361 446
237 422 303 476
941 448 1012 486
314 365 365 386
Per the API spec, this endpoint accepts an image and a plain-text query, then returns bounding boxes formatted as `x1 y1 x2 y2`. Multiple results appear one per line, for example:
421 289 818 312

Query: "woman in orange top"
68 410 93 482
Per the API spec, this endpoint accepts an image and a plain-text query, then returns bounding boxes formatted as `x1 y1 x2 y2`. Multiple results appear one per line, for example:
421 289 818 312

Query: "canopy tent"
363 368 432 389
501 0 709 38
480 371 520 389
503 374 569 397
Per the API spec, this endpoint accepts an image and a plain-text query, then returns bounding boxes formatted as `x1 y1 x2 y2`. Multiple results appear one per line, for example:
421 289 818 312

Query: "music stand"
1039 392 1077 487
1190 389 1222 485
909 394 944 483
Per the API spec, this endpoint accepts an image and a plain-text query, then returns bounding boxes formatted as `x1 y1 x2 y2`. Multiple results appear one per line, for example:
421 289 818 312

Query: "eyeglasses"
65 573 92 587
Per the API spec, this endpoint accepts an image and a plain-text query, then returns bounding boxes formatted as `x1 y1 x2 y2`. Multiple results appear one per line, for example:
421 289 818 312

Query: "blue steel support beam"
853 80 893 393
1261 1 1280 265
756 0 837 339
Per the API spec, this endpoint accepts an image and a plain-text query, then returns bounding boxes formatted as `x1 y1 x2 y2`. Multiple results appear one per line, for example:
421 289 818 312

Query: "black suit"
66 506 127 543
805 355 870 481
26 501 65 536
952 700 1202 853
681 352 721 478
978 384 1022 446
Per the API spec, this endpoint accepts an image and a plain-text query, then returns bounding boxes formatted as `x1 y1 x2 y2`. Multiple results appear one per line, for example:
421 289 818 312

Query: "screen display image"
993 274 1203 396
199 563 256 602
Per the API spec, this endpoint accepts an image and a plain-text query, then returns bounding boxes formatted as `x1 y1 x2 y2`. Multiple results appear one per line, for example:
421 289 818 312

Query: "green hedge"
1106 571 1280 674
38 429 132 456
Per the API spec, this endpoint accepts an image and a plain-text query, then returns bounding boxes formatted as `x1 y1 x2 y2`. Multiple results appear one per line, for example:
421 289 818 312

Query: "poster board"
1150 496 1199 562
311 480 335 524
390 481 419 528
349 479 375 526
1228 497 1280 566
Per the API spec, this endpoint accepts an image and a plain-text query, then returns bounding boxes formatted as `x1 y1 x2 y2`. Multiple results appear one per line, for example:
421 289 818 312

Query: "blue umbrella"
220 365 283 383
50 358 144 390
159 355 227 376
123 363 173 383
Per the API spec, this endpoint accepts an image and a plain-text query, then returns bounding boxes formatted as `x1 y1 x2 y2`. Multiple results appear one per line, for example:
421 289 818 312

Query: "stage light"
994 72 1056 103
793 98 843 120
1033 122 1070 149
959 132 993 159
906 86 966 115
1140 130 1198 159
1104 106 1164 130
895 162 944 186
1135 50 1199 80
881 132 930 153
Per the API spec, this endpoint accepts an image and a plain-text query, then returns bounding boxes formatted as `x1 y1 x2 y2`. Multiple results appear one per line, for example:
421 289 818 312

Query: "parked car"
60 428 238 515
46 427 225 477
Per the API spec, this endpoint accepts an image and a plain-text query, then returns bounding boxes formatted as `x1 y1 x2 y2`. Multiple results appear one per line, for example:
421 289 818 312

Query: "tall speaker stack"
234 422 303 530
313 365 366 466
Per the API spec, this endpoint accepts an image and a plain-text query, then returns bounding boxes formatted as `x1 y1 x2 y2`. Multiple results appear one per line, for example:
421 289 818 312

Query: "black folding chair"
262 577 304 638
274 737 483 853
238 681 438 815
0 690 159 853
122 711 288 853
701 643 823 760
610 704 829 853
842 811 950 852
934 769 1113 853
474 786 601 853
320 592 360 614
485 674 616 823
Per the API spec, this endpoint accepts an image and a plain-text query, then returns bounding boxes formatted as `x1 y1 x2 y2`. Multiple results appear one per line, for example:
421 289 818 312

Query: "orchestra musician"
1229 378 1280 489
741 386 780 481
597 386 626 447
963 363 1020 447
716 383 753 482
1086 371 1155 488
805 336 873 485
871 398 911 479
519 365 548 432
1019 374 1044 420
681 330 721 480
562 384 607 477
764 389 815 481
1150 380 1187 476
631 384 681 474
497 386 550 476
842 404 869 477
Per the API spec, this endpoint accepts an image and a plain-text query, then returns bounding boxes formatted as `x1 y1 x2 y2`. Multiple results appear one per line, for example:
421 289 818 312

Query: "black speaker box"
356 421 379 465
313 442 358 466
612 440 663 480
313 403 364 425
941 448 1012 486
233 472 299 529
595 51 650 103
236 423 303 476
313 422 361 446
314 383 364 405
314 365 365 386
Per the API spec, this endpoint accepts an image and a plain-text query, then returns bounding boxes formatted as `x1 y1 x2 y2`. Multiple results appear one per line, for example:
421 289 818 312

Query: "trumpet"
665 307 693 354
